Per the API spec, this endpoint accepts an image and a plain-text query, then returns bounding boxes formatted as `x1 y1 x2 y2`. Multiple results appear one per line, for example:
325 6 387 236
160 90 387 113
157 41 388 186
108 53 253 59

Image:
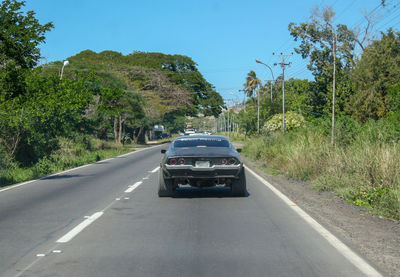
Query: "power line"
334 0 358 22
374 1 400 31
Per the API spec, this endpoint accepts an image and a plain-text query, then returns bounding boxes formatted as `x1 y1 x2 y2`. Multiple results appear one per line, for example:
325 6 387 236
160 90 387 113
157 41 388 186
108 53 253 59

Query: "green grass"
0 137 135 188
241 119 400 220
216 132 247 142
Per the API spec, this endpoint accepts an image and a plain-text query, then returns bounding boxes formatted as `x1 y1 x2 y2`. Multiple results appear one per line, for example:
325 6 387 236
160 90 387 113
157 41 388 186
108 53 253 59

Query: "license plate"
195 161 210 168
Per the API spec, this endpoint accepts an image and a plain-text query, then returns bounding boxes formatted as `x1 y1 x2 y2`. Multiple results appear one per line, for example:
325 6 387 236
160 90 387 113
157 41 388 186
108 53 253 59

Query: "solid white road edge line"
56 212 103 243
0 180 36 193
125 181 142 193
0 144 165 193
244 165 383 277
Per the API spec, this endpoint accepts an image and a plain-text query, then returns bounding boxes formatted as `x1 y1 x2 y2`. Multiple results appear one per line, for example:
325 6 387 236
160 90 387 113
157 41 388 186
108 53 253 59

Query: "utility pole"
331 30 337 146
227 109 230 137
231 114 235 137
223 111 226 133
273 52 293 133
257 89 260 134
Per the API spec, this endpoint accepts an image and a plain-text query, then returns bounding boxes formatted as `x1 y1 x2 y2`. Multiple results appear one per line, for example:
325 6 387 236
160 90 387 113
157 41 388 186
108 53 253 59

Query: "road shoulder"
239 153 400 277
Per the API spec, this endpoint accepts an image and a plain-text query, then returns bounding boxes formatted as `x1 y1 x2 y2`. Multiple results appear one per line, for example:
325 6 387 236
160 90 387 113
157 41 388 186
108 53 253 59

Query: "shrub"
243 118 400 219
0 136 131 187
263 111 305 132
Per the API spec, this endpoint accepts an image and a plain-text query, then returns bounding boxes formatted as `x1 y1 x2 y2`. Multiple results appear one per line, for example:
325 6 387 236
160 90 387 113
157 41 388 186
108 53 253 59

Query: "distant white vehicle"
184 129 196 136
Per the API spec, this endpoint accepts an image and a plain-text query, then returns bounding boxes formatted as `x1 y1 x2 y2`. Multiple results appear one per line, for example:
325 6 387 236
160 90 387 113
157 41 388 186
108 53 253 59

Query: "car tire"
232 167 247 197
158 170 174 197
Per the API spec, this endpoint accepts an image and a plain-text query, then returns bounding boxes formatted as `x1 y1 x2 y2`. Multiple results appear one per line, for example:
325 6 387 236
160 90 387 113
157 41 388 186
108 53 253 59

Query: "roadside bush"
32 156 59 177
0 146 13 170
263 111 305 132
243 117 400 219
334 116 361 146
0 136 132 187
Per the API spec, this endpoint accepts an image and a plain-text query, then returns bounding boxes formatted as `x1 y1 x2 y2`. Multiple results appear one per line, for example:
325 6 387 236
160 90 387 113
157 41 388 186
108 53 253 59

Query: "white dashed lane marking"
56 212 103 243
125 181 142 193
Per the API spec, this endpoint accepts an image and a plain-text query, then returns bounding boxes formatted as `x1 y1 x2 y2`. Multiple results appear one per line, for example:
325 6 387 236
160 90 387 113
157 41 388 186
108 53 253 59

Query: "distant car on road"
159 135 246 197
188 131 212 136
183 129 196 136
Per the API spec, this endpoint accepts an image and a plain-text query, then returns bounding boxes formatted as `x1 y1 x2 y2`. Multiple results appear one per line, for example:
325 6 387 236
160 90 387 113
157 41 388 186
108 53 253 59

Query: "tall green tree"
0 0 53 101
122 90 148 144
288 6 356 115
0 0 53 162
65 51 224 118
270 78 313 114
6 70 97 164
349 29 400 121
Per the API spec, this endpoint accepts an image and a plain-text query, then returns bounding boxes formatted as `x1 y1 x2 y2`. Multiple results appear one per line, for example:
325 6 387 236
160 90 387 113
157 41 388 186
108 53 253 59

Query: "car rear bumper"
163 164 242 179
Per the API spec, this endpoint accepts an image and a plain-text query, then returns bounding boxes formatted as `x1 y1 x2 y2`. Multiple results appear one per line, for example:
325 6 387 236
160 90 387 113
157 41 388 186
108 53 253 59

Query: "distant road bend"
0 144 383 277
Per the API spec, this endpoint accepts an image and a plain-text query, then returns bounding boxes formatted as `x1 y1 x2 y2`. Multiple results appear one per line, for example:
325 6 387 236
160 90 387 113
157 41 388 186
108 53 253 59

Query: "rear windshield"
174 138 229 148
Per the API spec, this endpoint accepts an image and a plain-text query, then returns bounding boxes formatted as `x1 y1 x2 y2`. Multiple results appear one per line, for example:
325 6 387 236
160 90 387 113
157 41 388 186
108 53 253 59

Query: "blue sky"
23 0 397 102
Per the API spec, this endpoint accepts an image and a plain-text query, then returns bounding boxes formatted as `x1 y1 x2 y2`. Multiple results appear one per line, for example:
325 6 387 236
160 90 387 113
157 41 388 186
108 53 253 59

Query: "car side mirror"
236 148 242 153
161 149 166 154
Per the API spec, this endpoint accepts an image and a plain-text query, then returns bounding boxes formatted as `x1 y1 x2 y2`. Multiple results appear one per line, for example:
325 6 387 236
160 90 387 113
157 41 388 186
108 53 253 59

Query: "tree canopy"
60 50 224 118
349 29 400 121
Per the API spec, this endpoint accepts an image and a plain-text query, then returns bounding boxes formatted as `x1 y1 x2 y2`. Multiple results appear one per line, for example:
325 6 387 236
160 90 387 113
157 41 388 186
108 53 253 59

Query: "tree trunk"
118 115 123 144
133 126 144 144
113 118 118 143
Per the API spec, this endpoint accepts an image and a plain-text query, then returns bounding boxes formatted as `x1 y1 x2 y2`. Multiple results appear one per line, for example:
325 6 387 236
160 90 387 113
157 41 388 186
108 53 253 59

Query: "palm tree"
244 70 261 105
243 70 262 133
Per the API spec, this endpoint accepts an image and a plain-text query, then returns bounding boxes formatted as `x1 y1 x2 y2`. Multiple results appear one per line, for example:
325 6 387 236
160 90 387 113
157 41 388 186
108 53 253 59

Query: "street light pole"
256 60 275 101
60 60 69 80
256 59 276 134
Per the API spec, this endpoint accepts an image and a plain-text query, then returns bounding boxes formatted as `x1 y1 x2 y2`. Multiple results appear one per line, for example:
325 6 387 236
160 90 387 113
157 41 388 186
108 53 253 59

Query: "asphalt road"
0 145 382 277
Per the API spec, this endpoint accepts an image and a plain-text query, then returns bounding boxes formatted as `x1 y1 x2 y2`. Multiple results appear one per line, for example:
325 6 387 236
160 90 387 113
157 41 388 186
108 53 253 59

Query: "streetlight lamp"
256 59 275 101
60 60 69 80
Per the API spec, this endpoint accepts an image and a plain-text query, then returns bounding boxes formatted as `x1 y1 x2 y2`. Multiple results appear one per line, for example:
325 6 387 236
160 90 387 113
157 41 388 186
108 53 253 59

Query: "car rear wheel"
231 167 247 197
158 171 174 197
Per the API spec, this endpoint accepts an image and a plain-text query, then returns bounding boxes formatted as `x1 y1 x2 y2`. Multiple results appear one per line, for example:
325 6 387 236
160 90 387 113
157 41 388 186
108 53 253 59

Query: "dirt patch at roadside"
239 153 400 277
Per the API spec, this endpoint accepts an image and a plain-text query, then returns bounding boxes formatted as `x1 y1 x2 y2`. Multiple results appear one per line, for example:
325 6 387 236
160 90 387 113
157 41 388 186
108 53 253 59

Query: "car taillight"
221 158 227 165
178 158 185 165
169 158 177 165
229 158 236 165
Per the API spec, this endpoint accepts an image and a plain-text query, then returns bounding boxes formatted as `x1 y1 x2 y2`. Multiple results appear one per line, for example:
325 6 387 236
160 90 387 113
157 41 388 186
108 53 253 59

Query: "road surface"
0 145 383 276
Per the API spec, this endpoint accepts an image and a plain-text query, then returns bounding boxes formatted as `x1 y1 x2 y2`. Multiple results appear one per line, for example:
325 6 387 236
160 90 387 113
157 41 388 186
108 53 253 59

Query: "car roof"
174 135 229 141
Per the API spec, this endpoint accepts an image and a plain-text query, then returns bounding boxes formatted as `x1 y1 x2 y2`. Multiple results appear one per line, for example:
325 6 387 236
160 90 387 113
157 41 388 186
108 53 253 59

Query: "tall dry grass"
243 118 400 219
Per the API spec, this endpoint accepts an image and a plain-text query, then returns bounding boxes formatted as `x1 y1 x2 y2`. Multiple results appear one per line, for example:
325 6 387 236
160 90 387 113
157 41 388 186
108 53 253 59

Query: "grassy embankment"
236 118 400 220
0 137 141 188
